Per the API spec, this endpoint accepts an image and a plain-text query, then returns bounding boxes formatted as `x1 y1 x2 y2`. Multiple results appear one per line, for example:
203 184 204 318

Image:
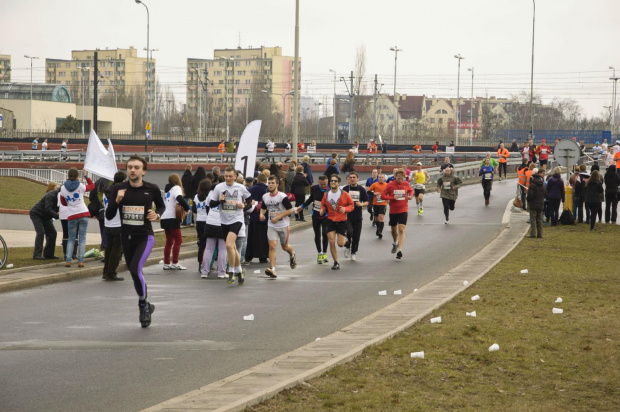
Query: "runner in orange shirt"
367 173 388 239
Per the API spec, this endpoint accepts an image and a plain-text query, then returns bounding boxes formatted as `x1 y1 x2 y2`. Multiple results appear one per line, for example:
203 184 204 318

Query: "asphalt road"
0 179 516 412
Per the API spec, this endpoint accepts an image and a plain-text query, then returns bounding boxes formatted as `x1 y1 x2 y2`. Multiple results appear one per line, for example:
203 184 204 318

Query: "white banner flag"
84 129 118 180
234 120 262 178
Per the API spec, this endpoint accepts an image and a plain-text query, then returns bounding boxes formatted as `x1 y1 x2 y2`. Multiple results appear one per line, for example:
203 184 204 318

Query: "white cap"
416 162 422 166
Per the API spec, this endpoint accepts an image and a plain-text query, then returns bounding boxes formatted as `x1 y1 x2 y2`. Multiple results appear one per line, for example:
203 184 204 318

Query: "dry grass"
248 224 620 411
0 177 48 210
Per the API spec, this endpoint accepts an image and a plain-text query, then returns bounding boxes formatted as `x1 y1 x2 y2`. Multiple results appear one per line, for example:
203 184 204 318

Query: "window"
218 80 224 85
245 79 251 84
218 98 223 104
235 61 240 67
237 70 245 76
430 118 435 124
438 118 443 124
251 70 258 75
219 61 224 67
235 80 240 85
65 63 71 68
65 81 71 85
245 61 251 66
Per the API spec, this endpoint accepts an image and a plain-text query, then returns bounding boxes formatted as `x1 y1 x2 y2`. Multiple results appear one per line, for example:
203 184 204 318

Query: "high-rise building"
0 55 11 83
45 47 154 108
187 46 297 128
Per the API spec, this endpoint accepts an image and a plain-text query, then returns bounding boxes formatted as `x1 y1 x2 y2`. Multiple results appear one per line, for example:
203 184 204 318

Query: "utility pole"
373 74 377 142
349 71 354 141
93 51 98 133
329 69 336 143
291 0 300 161
611 67 618 135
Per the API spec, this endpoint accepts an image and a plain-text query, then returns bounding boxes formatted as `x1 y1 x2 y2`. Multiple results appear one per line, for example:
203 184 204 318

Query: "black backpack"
559 209 575 225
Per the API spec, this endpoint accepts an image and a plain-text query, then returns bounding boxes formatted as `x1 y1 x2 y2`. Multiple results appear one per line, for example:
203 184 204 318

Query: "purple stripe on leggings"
137 235 155 298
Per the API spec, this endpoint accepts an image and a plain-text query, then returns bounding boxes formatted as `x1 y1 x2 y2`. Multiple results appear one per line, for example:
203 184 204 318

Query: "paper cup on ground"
378 290 387 296
410 351 425 359
471 295 480 301
488 343 500 352
253 270 261 274
520 269 528 274
466 311 477 317
430 316 442 324
555 297 563 303
6 264 13 269
159 260 164 264
463 281 469 286
552 308 563 314
243 314 254 321
393 290 402 295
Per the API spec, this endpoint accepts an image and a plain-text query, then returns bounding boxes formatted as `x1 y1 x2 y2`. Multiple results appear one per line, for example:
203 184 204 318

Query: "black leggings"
548 198 561 226
585 203 601 230
498 162 507 178
121 233 155 301
195 221 207 265
481 179 493 200
312 217 328 253
346 220 363 254
605 193 618 223
442 198 455 221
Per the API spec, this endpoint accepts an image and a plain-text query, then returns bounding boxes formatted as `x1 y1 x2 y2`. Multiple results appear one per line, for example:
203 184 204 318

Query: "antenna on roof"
238 32 241 49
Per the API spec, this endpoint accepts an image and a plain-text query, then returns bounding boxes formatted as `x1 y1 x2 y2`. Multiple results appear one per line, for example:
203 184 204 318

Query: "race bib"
484 173 493 180
268 207 281 220
443 182 451 190
394 190 406 201
122 205 145 226
349 191 360 203
222 193 238 213
415 183 425 190
541 149 547 154
313 200 322 212
375 193 383 202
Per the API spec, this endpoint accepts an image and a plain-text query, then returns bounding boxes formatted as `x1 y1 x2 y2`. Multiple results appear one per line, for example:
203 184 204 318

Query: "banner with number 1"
234 120 262 178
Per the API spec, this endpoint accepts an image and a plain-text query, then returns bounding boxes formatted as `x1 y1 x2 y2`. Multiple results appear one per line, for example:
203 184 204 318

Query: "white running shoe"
344 248 351 258
200 272 209 279
163 264 172 270
351 253 357 261
171 264 187 270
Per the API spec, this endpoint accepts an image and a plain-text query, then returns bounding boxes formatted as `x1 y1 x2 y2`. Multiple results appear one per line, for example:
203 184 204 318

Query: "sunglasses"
330 180 339 183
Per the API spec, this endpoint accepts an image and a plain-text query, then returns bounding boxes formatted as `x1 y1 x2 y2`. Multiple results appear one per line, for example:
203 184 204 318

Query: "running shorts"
373 205 387 216
389 212 408 226
220 221 243 238
267 226 289 244
326 220 348 236
414 188 425 197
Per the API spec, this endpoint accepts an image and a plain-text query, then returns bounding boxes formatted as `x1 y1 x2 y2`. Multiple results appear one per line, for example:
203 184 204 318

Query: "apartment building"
187 46 297 124
45 47 154 107
0 55 11 83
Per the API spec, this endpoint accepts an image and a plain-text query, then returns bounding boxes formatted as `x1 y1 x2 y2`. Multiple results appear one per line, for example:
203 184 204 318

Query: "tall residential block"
187 46 297 124
45 47 155 107
0 55 11 83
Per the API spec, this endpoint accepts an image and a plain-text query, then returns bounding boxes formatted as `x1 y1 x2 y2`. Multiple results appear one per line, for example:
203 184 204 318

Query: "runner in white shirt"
201 189 228 279
209 166 252 285
193 178 211 274
266 140 275 153
260 175 297 278
601 139 608 155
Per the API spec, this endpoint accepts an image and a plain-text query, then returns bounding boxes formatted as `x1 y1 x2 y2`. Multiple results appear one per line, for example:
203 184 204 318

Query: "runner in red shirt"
535 139 551 170
381 169 414 259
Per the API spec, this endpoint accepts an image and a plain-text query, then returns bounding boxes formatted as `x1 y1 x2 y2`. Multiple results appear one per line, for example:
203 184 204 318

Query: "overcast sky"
3 0 619 118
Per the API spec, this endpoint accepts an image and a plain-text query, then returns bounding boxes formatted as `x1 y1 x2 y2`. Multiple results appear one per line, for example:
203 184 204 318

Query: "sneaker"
217 273 226 279
485 199 489 206
331 262 340 270
265 267 277 278
417 209 421 216
322 254 329 264
344 247 351 258
420 206 424 214
391 243 398 254
227 271 235 284
378 233 383 239
241 260 250 266
351 253 357 261
238 269 245 285
163 264 172 270
317 253 323 264
290 252 297 269
139 301 155 328
396 250 403 259
65 262 71 267
171 264 187 270
499 177 502 181
445 220 449 224
200 272 209 279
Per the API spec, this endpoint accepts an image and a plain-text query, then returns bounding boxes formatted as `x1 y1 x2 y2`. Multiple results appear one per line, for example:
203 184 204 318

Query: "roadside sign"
0 113 3 128
145 121 151 130
145 129 151 140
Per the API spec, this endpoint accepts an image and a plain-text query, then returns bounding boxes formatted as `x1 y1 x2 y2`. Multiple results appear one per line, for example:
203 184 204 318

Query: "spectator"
291 165 310 221
161 173 191 270
341 151 356 174
60 139 68 161
245 173 269 263
285 139 292 154
509 139 519 152
266 139 275 154
226 140 236 153
285 160 297 193
536 139 551 169
181 164 194 226
41 139 48 151
325 159 339 180
298 140 306 152
32 137 39 150
448 140 455 147
212 166 221 181
102 171 127 281
326 153 340 174
412 143 422 154
573 164 589 223
517 160 529 211
546 167 565 226
440 156 454 172
604 165 619 223
526 168 545 238
30 182 60 260
301 155 313 185
584 170 604 231
350 140 359 154
60 168 95 267
89 176 113 257
431 141 439 154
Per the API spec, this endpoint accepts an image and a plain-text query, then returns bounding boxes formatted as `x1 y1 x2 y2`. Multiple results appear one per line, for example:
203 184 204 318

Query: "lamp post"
218 57 234 140
329 69 336 143
467 67 474 145
454 54 464 146
24 55 39 138
193 67 202 139
610 66 618 135
315 102 322 141
390 46 402 144
135 0 150 151
530 0 536 139
262 89 293 142
80 67 90 137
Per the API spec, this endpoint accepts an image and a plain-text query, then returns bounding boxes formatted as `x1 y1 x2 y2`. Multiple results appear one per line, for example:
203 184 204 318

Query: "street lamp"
192 67 203 139
80 67 90 137
24 55 39 138
262 89 293 142
329 69 336 142
390 46 402 144
467 67 474 145
530 0 536 139
219 56 234 140
315 102 322 141
454 54 464 146
610 66 618 135
135 0 150 151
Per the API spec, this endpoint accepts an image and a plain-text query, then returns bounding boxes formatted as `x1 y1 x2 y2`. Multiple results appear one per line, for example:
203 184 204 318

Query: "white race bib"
349 191 360 203
443 182 451 190
122 205 145 226
484 173 493 180
313 200 322 212
415 183 425 190
394 190 406 201
375 193 383 202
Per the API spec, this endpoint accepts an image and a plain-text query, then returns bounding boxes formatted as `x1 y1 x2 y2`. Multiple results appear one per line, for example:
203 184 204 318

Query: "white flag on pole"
235 120 262 178
84 129 118 180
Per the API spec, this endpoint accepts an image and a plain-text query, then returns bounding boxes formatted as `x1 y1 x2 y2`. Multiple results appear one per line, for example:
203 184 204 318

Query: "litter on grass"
463 281 469 286
466 311 477 317
555 297 563 303
471 295 480 301
520 269 529 274
430 316 442 324
489 343 500 352
552 308 563 314
410 351 424 359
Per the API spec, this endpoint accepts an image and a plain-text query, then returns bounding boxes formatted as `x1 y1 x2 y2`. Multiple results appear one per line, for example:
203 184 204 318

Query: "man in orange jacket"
320 174 354 270
497 143 510 181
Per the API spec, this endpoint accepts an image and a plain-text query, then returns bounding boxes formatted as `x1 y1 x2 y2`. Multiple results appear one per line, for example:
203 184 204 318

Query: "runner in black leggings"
300 175 330 264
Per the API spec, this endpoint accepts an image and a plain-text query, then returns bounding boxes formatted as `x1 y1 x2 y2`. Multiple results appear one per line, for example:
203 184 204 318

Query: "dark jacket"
290 173 309 195
546 174 565 200
248 182 268 223
303 184 329 219
181 170 194 198
584 180 603 204
574 172 590 198
301 161 313 184
190 167 207 200
30 189 60 220
604 166 620 195
325 165 339 180
526 174 545 211
89 177 112 220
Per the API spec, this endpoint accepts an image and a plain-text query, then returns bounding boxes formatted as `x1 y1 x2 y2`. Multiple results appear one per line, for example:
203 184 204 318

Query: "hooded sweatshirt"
604 165 620 195
526 174 545 211
59 177 94 220
437 174 463 201
546 173 565 200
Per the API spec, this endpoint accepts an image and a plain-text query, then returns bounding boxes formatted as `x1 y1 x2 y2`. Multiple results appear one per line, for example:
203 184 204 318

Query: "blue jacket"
248 182 268 223
546 174 565 200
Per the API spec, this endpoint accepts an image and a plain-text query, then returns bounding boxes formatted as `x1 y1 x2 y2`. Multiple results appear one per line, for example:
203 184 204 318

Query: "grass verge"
0 177 48 210
248 224 620 411
1 229 197 271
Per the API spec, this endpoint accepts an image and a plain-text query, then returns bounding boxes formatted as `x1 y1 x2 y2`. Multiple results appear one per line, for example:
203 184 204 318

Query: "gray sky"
3 0 619 118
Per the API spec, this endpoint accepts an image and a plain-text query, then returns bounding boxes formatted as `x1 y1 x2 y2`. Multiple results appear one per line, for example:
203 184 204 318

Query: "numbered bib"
415 183 425 190
484 173 493 180
122 205 145 226
349 191 360 203
394 190 406 201
443 182 451 190
375 193 383 203
313 200 322 212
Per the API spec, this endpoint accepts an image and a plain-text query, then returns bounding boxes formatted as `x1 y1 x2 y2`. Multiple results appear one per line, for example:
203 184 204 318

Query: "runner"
161 173 191 270
193 178 212 273
209 166 253 285
299 175 330 264
367 173 388 239
260 175 297 278
320 174 354 270
437 166 463 224
479 157 495 206
106 154 165 328
536 139 551 169
365 169 379 224
496 143 510 181
343 171 369 261
440 156 454 171
201 188 227 279
381 168 414 259
412 162 430 216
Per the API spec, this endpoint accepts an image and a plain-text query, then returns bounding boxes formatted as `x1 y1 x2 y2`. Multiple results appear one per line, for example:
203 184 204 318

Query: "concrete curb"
142 203 529 412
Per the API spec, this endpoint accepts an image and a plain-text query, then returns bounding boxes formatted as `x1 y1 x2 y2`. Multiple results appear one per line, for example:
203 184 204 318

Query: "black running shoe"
391 243 398 254
396 250 403 259
139 301 155 328
227 271 235 284
290 252 297 269
331 262 340 270
238 269 245 285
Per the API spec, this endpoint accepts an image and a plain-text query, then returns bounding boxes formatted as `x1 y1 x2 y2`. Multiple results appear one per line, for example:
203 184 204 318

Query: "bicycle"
0 234 7 269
